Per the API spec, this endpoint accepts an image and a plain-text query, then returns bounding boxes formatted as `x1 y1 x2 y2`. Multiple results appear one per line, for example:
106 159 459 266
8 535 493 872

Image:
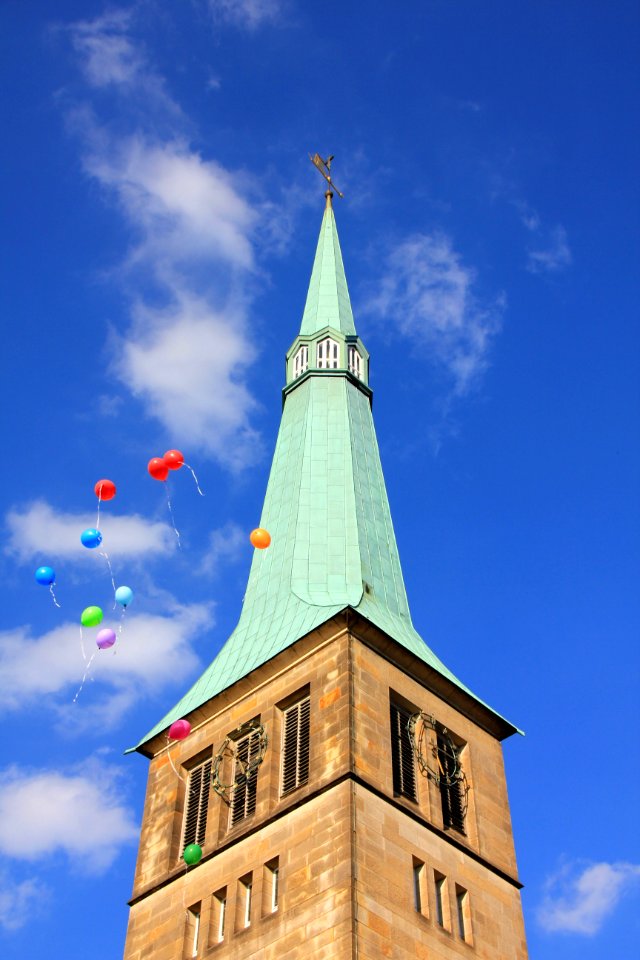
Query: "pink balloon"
96 628 116 650
168 719 191 740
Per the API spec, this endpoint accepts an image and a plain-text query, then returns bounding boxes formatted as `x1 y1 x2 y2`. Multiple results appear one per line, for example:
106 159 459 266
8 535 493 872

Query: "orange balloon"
250 528 271 549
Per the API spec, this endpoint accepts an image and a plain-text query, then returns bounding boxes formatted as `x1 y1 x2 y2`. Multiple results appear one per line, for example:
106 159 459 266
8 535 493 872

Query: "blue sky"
1 1 638 956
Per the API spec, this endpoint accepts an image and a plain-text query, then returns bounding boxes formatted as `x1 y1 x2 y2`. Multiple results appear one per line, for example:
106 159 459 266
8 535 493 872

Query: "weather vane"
309 153 344 199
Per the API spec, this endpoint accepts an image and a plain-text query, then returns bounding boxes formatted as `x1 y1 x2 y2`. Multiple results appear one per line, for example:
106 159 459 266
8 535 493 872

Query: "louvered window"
281 696 311 795
229 730 261 826
390 702 417 801
348 345 362 379
182 758 212 851
294 345 308 378
317 337 339 369
437 730 466 833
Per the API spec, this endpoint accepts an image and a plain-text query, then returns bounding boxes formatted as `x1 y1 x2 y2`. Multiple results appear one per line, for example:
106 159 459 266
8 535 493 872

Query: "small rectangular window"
281 695 311 796
229 729 261 827
236 873 253 929
182 758 212 852
455 884 471 942
412 857 427 917
184 903 201 959
390 701 417 801
210 888 227 945
434 872 450 930
263 857 279 914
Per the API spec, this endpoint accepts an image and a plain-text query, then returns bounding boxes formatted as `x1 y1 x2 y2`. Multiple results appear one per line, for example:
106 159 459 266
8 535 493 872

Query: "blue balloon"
115 585 134 607
35 565 55 586
80 528 102 549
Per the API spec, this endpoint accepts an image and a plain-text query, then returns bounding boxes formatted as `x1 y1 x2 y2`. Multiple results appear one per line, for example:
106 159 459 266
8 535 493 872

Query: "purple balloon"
96 628 116 650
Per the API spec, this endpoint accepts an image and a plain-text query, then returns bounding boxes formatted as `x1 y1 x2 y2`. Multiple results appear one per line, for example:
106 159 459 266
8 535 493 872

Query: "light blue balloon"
35 565 55 586
80 528 102 549
115 585 134 607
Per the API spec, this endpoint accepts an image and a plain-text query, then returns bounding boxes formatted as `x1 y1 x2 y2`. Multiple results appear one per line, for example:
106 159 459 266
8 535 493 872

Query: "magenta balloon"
96 628 116 650
168 719 191 740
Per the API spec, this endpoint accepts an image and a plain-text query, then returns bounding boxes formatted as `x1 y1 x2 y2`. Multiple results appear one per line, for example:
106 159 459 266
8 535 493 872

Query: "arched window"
317 337 339 369
293 345 308 379
348 345 362 379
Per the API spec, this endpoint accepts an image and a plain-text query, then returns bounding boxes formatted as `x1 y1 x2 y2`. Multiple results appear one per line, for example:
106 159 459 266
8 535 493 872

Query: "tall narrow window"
436 725 466 833
184 904 201 959
210 889 227 945
182 757 212 852
317 337 339 369
455 885 471 942
230 729 261 827
412 857 427 917
293 345 308 378
348 345 362 379
281 695 311 796
390 702 417 801
263 857 279 914
237 873 252 929
434 872 450 930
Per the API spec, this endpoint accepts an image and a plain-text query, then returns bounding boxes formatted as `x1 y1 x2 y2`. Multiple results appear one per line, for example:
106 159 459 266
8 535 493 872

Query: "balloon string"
80 625 87 665
118 607 126 637
184 463 205 497
96 491 102 531
166 734 185 782
49 584 61 608
73 650 97 703
99 550 117 601
165 485 182 548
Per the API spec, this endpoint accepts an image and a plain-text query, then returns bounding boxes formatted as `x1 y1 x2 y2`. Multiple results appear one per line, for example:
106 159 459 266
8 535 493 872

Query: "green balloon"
81 606 103 628
183 844 202 866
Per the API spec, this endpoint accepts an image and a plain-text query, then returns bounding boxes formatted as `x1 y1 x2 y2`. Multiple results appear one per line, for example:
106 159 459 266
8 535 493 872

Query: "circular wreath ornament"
407 711 469 790
211 719 268 803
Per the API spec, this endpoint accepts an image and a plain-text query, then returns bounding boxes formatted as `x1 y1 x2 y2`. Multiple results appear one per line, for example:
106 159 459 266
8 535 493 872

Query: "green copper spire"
299 193 356 337
129 198 516 753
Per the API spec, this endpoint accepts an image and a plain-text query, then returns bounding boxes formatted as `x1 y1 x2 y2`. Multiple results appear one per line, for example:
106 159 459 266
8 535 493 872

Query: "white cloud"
364 232 504 395
538 860 640 935
0 603 209 724
66 9 267 470
115 291 260 470
527 224 572 274
0 874 48 932
201 520 246 575
208 0 283 30
84 135 258 272
5 500 176 565
0 761 137 873
70 9 143 88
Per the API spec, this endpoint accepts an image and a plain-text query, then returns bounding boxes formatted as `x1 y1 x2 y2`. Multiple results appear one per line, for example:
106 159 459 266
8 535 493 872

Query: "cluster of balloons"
148 449 185 482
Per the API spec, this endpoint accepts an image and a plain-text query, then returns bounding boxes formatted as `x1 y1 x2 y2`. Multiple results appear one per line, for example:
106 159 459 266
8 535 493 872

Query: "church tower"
123 189 528 960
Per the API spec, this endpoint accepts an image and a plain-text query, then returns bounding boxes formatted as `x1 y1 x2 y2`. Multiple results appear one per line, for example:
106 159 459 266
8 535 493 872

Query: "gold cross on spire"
309 153 344 200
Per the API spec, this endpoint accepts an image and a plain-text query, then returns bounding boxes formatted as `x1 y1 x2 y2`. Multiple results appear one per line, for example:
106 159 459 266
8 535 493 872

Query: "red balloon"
94 479 116 501
169 719 191 740
164 449 184 471
148 457 169 481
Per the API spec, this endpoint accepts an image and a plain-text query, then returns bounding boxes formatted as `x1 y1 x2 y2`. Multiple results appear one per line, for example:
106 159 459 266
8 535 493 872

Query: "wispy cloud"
527 224 572 274
0 874 48 932
207 0 283 30
5 500 176 565
364 231 504 396
66 12 268 470
201 520 246 575
0 760 137 873
0 603 208 725
538 860 640 935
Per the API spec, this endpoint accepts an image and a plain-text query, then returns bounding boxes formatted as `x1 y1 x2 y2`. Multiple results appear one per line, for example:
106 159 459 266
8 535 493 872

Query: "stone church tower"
123 192 528 959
